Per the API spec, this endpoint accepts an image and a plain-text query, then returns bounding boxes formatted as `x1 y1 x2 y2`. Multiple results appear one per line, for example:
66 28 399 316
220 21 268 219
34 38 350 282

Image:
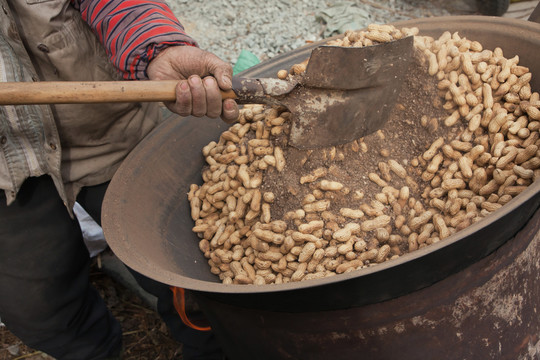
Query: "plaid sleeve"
72 0 198 80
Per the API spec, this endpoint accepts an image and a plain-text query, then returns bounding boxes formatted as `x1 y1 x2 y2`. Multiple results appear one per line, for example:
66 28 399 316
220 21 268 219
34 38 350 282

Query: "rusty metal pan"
102 15 540 312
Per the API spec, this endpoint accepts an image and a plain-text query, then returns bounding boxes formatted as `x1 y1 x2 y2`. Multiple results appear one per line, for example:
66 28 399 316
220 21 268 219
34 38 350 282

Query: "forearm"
72 0 197 80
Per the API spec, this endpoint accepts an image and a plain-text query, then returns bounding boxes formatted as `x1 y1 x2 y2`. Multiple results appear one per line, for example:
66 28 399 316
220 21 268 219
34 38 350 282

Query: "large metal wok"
102 15 540 359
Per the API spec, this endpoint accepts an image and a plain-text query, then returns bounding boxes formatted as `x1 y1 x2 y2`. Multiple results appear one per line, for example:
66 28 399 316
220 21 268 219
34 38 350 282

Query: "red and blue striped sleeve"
71 0 198 80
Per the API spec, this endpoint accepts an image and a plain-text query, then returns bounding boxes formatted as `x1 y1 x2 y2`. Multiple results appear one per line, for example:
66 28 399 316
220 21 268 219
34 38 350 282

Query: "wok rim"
103 15 540 296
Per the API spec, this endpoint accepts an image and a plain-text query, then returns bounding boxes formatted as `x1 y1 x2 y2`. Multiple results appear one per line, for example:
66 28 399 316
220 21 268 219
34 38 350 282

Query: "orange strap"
171 287 212 332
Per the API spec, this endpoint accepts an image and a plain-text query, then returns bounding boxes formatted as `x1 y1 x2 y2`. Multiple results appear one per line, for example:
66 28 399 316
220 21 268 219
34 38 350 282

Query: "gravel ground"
167 0 467 65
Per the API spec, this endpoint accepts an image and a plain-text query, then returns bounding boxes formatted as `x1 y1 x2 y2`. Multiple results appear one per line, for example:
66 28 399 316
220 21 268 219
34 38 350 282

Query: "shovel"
0 36 413 149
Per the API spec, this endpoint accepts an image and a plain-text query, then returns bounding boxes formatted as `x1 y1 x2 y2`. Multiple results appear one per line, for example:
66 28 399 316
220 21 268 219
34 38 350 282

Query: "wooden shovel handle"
0 80 239 105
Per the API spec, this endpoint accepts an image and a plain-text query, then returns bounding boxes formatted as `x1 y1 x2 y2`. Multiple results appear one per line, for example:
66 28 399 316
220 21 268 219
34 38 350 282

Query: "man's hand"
147 46 239 123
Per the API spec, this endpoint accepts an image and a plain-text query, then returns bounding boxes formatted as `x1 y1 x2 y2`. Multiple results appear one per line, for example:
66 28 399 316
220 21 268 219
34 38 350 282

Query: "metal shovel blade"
286 36 414 149
229 36 414 149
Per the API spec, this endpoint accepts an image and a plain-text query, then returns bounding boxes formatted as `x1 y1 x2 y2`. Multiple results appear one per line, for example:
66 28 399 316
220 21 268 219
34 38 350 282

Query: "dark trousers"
0 176 222 360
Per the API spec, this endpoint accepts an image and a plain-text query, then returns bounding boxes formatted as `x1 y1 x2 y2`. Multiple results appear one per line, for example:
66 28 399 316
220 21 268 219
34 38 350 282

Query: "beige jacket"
0 0 161 212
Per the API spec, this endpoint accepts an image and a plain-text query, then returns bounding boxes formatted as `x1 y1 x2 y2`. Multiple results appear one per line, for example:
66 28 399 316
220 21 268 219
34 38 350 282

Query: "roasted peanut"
189 26 540 286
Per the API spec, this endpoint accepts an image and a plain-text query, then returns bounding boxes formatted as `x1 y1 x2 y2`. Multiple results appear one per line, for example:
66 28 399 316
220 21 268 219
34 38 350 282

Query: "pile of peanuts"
187 23 540 285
